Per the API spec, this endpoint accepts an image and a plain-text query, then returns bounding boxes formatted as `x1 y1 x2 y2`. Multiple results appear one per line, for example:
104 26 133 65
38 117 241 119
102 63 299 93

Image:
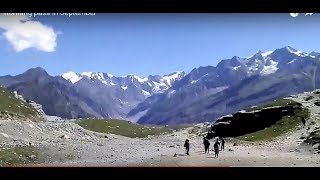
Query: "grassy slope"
237 98 310 142
77 118 178 138
245 98 300 112
0 146 42 167
0 86 39 120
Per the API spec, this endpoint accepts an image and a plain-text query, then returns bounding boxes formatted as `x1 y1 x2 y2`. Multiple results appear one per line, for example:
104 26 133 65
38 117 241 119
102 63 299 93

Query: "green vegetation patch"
0 146 43 166
77 118 174 138
0 87 39 120
238 100 310 142
246 98 300 112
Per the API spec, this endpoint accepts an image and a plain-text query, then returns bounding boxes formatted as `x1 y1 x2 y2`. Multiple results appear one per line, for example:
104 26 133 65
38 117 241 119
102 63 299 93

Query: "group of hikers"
183 136 225 158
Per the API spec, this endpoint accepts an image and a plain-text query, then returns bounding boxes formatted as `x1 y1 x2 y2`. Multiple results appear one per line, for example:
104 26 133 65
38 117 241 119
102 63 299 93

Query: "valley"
0 89 319 166
1 14 320 167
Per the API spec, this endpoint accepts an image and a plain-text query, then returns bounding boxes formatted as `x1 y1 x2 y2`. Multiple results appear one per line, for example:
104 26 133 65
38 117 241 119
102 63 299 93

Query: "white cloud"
0 14 57 52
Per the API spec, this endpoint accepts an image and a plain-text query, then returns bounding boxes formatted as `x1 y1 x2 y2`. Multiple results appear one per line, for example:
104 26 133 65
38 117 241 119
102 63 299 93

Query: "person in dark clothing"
206 138 210 153
301 117 306 127
203 137 210 153
203 137 207 153
220 137 225 151
214 139 220 158
184 139 190 155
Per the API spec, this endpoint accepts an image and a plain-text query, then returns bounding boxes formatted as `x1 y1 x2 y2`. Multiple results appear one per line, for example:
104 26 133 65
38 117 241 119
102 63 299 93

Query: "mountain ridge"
129 46 320 125
1 46 319 124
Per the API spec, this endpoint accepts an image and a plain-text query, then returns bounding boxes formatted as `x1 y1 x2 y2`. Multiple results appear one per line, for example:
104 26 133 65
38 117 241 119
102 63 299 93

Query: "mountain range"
1 46 319 125
0 67 185 120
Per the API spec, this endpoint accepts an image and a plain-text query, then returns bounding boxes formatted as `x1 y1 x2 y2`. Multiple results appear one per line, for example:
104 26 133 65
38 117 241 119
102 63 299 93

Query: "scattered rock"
26 154 36 160
300 135 307 140
104 135 108 138
228 149 233 151
173 153 177 157
304 96 314 101
312 143 319 149
0 133 9 138
313 90 320 94
59 134 70 139
290 150 295 152
314 101 320 106
157 149 160 151
169 145 175 148
233 143 237 146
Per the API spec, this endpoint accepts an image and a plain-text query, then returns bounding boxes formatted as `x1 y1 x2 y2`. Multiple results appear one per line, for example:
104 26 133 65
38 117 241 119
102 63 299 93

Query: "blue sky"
1 13 320 77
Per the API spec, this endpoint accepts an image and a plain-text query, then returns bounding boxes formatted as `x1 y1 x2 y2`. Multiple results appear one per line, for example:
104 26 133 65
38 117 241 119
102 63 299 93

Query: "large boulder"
305 130 320 145
209 104 301 137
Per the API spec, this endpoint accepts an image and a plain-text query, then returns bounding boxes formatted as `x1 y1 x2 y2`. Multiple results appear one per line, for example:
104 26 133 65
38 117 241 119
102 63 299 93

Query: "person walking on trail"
184 139 190 155
203 137 207 153
214 139 220 158
301 117 306 127
203 137 210 153
220 137 225 151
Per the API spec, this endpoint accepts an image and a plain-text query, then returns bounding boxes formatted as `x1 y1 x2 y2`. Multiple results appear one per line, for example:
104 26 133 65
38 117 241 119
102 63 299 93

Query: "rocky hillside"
205 89 320 154
0 86 44 122
293 90 320 153
0 89 319 167
207 99 307 139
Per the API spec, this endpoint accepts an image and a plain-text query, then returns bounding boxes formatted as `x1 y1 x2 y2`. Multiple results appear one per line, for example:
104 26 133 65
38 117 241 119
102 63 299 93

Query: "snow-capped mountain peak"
309 51 320 58
81 71 94 77
106 73 114 78
261 51 273 58
239 46 320 75
61 71 185 98
126 74 149 83
134 75 149 83
80 72 113 85
62 71 116 85
285 46 308 57
247 50 273 59
62 71 82 84
161 71 185 86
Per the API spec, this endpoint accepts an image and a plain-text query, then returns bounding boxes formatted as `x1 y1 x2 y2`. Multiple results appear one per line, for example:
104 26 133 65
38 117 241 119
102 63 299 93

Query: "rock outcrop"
13 91 47 120
305 130 320 146
207 104 301 138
